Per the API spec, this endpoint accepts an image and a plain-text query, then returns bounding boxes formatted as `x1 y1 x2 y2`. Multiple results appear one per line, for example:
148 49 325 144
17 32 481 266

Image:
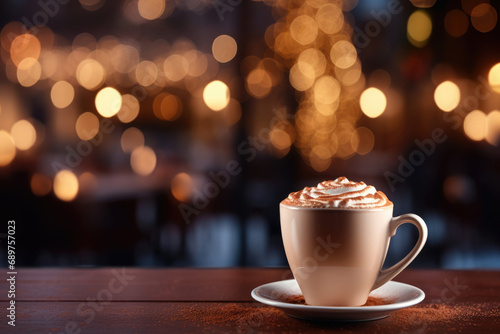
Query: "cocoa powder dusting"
172 301 500 332
388 302 500 331
172 303 286 333
282 294 392 306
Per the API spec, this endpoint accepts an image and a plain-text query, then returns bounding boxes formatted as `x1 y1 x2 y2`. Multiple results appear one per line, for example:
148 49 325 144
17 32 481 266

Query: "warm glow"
10 34 41 66
314 76 340 105
298 48 326 78
185 50 208 77
163 54 189 82
76 59 105 90
76 112 100 140
463 110 487 141
221 99 242 126
138 0 165 20
79 172 97 191
410 0 437 8
160 94 182 121
336 61 362 86
289 63 315 91
0 130 16 166
246 69 272 98
203 80 230 111
111 44 140 74
31 173 52 196
351 127 375 155
444 9 469 37
330 40 357 69
51 81 75 109
212 35 237 63
360 87 387 118
95 87 122 117
11 120 36 150
471 4 497 33
121 127 145 153
171 172 193 202
434 81 460 112
488 63 500 93
117 94 140 123
290 15 318 45
131 146 156 176
486 110 500 145
310 146 331 172
53 170 79 202
136 60 158 86
407 10 432 47
270 129 292 150
315 3 343 34
17 57 41 87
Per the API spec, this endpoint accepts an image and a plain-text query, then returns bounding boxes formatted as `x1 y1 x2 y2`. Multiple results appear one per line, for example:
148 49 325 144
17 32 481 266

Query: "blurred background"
0 0 499 269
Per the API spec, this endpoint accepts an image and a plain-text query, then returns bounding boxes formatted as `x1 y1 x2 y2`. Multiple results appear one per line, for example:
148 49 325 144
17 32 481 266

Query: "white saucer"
251 279 425 322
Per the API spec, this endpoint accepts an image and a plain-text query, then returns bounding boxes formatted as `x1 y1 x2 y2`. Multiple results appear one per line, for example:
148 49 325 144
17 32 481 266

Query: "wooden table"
0 268 499 333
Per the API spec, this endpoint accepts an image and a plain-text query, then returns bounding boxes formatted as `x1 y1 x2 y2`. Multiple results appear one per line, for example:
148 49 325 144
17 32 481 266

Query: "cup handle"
372 214 428 290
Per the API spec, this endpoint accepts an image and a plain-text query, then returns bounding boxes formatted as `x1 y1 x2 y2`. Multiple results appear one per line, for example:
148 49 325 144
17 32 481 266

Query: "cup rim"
279 202 394 212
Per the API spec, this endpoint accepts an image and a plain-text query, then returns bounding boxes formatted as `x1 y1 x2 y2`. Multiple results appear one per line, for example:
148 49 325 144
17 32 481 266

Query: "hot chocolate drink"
280 177 427 306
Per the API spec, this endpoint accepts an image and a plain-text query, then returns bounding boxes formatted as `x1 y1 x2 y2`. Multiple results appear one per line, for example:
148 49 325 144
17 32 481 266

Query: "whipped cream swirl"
281 177 392 209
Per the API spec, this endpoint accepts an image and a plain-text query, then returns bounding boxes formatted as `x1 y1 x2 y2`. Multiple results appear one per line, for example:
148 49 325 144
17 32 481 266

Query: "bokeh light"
10 34 41 66
158 94 182 121
410 0 437 8
351 127 375 155
30 173 52 196
171 172 193 202
130 146 156 176
212 35 237 63
488 63 500 93
95 87 122 117
79 0 105 11
463 109 487 141
309 146 331 172
221 99 242 126
51 81 75 109
10 120 36 150
246 69 272 98
485 110 500 145
461 0 490 16
117 94 140 123
17 58 41 87
314 76 340 105
315 3 343 34
290 15 318 45
76 59 105 90
76 112 100 140
121 127 145 153
360 88 387 118
163 54 189 81
434 81 460 112
270 129 292 150
53 170 79 202
138 0 166 20
330 41 357 69
136 60 158 86
444 9 469 37
0 130 16 166
185 50 208 77
298 48 326 79
111 44 140 74
471 4 497 33
203 80 230 111
407 10 432 47
289 63 315 91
